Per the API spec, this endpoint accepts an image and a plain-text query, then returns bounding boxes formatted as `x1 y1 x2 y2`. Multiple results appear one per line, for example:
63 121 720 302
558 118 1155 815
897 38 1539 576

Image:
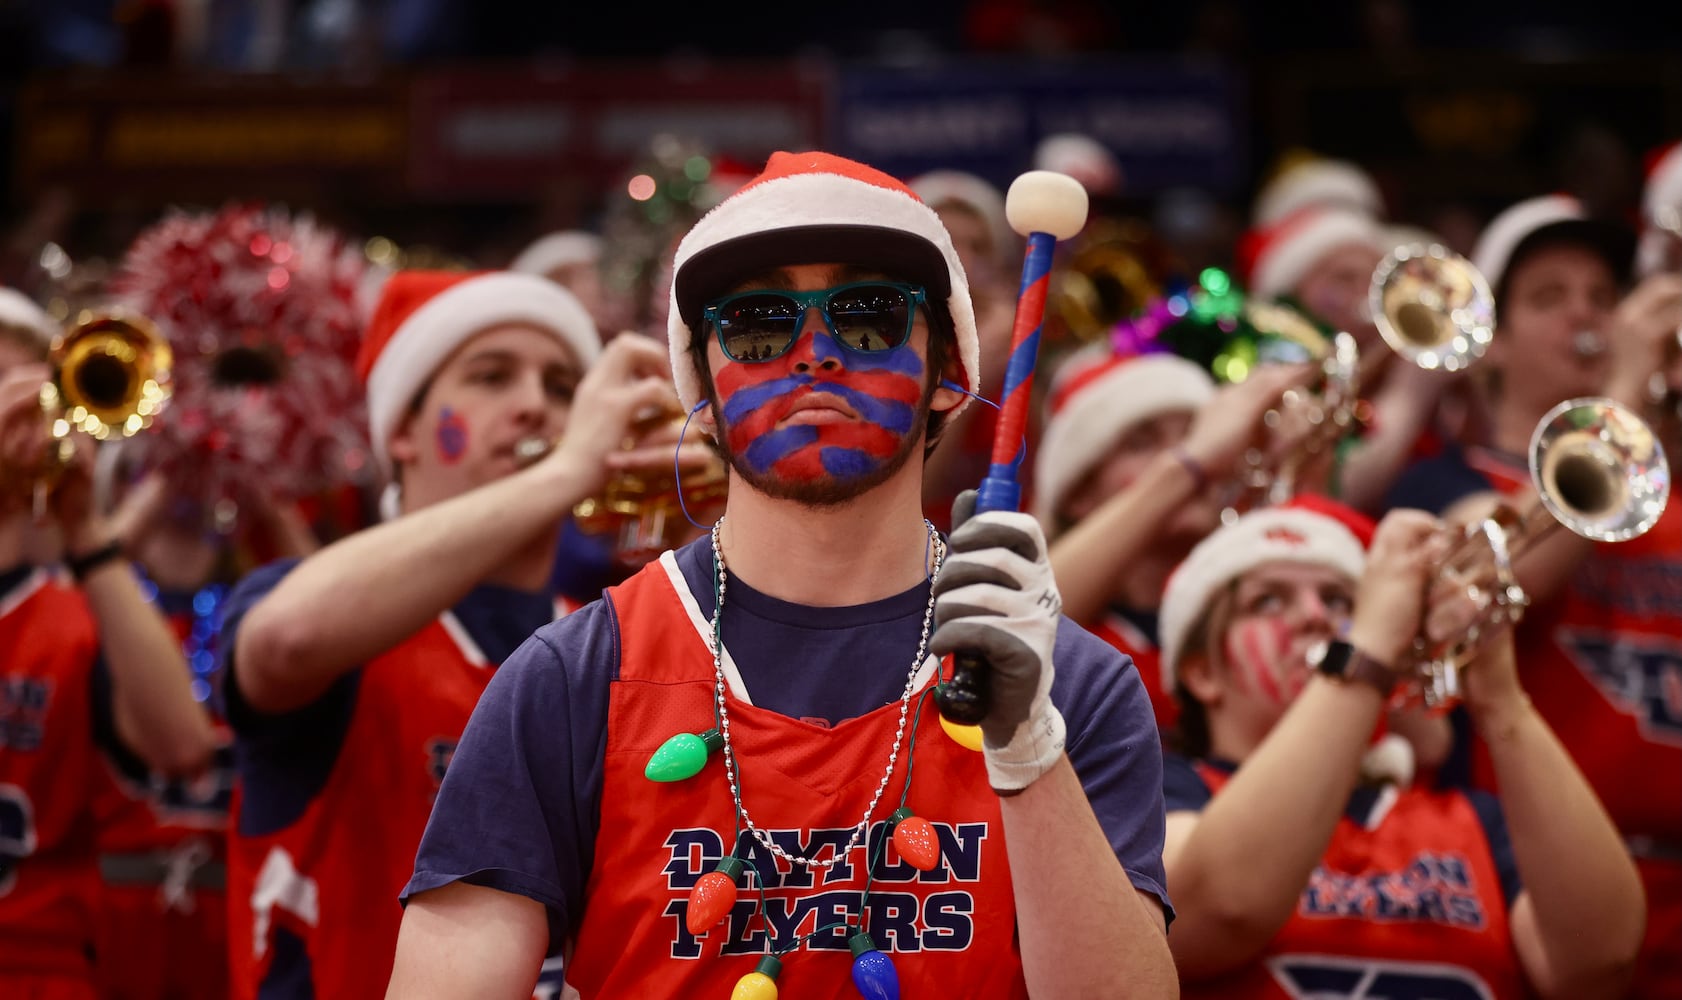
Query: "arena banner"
407 64 830 198
13 75 409 206
831 60 1245 197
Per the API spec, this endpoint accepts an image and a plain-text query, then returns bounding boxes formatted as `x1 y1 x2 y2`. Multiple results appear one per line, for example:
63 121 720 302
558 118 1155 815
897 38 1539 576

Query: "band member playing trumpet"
1386 194 1682 999
0 292 217 1000
216 270 704 1000
1160 502 1644 999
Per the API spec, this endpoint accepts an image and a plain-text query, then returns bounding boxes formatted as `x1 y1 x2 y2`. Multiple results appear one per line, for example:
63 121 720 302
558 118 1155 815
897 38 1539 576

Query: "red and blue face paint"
435 406 468 465
712 323 926 487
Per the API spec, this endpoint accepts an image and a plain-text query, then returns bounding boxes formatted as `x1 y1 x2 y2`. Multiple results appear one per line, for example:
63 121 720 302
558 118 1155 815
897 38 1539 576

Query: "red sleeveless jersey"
566 553 1028 998
226 614 496 1000
1089 611 1178 737
1464 447 1682 997
0 570 104 980
1184 765 1525 1000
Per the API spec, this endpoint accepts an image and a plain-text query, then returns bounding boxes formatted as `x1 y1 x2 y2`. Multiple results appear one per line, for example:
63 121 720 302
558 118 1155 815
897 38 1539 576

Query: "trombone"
2 309 172 505
1402 396 1669 708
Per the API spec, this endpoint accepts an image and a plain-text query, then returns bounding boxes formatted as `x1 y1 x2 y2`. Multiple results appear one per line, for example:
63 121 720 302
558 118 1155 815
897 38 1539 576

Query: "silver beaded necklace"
707 516 945 871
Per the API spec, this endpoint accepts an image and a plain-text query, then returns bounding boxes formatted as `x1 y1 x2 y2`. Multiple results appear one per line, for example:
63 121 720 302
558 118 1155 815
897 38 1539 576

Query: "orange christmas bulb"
889 807 940 872
686 856 745 934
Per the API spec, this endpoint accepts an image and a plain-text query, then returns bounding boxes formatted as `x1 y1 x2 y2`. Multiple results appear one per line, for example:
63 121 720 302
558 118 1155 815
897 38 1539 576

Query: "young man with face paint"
214 270 690 1000
1157 502 1644 998
387 152 1176 998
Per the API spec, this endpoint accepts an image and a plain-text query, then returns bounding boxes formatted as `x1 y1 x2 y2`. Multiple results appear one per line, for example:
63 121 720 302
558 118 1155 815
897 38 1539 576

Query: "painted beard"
705 326 937 507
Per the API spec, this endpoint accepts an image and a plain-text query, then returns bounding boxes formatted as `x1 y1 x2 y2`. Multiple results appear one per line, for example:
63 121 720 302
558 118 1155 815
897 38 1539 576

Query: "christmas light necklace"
711 515 942 871
645 517 956 999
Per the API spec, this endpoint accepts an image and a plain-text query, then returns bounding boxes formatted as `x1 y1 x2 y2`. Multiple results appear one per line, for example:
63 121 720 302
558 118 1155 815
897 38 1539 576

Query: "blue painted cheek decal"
435 406 468 464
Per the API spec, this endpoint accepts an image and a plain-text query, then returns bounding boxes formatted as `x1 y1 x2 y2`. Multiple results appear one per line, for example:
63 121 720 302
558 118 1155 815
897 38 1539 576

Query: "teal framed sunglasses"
702 281 928 363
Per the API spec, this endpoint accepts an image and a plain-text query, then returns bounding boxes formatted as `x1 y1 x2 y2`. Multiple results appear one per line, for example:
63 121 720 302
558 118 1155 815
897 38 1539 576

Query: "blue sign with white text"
833 59 1244 197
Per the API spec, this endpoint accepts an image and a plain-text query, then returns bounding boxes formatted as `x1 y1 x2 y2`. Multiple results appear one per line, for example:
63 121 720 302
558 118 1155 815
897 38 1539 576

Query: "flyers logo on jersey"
1300 852 1488 930
1560 630 1682 745
1268 955 1494 1000
660 822 988 958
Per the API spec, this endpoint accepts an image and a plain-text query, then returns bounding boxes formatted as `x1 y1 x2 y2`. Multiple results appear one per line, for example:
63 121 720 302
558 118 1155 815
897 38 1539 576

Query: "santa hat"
1032 347 1215 528
1253 158 1385 227
510 230 604 278
1470 194 1633 305
668 150 980 417
1637 141 1682 278
1033 133 1124 198
1240 206 1384 301
0 288 56 350
358 270 601 476
910 169 1018 265
1158 500 1369 689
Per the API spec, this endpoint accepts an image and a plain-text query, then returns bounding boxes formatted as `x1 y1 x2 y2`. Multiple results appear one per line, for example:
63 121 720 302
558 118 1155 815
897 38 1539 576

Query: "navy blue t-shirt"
403 535 1173 950
216 557 558 837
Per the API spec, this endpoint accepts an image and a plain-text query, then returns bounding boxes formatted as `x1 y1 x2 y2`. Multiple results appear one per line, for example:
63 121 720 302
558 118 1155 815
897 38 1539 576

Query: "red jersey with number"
1462 447 1682 997
1089 610 1177 737
566 553 1028 998
1183 765 1525 1000
0 570 103 980
225 616 494 1000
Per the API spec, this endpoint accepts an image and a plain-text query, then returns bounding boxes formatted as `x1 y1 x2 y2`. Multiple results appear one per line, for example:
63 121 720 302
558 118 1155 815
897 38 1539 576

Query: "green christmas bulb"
644 728 724 782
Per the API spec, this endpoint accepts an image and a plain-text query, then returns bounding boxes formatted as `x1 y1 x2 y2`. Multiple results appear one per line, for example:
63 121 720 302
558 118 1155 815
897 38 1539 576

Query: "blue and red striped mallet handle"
937 171 1090 726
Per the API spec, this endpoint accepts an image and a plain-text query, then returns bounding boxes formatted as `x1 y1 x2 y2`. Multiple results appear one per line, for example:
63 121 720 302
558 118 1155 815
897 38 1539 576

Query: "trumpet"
1402 396 1669 708
1369 243 1495 373
3 309 172 503
514 406 728 563
1047 218 1170 344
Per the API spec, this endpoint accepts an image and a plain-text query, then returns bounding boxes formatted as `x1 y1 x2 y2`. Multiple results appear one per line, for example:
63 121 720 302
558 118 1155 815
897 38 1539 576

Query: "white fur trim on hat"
1638 143 1682 278
1254 159 1385 227
0 288 56 347
1470 194 1584 293
666 165 979 420
510 230 603 278
1032 353 1215 527
911 170 1018 266
365 272 601 475
1158 506 1366 692
1033 134 1123 197
1251 209 1383 301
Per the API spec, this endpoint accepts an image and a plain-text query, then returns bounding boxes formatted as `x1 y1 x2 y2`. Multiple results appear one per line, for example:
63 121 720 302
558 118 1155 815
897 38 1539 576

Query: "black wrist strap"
68 540 125 581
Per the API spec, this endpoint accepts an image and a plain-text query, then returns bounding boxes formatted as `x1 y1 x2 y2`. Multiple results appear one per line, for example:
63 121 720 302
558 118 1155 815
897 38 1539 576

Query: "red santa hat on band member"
0 288 56 351
1470 194 1634 304
357 270 601 477
1638 141 1682 278
1239 206 1384 301
1158 498 1370 689
1253 157 1385 227
1032 346 1215 529
668 151 980 419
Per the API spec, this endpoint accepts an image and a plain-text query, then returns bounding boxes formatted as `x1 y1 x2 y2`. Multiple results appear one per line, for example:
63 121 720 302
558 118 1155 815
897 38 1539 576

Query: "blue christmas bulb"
848 930 899 1000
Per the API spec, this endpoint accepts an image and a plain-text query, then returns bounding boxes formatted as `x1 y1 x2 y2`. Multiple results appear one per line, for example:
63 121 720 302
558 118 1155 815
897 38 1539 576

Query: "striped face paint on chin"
712 325 926 488
1223 617 1309 708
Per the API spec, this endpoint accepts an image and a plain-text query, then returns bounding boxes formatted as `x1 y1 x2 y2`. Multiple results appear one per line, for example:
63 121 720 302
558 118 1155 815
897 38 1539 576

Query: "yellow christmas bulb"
939 714 984 752
730 955 782 1000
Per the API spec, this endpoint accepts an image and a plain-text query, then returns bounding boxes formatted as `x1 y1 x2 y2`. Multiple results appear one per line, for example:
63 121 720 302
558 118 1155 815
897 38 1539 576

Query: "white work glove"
928 491 1066 794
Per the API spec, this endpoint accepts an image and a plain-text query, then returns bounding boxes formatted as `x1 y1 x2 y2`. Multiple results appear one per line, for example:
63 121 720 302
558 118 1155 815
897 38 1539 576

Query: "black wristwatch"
1311 638 1396 696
